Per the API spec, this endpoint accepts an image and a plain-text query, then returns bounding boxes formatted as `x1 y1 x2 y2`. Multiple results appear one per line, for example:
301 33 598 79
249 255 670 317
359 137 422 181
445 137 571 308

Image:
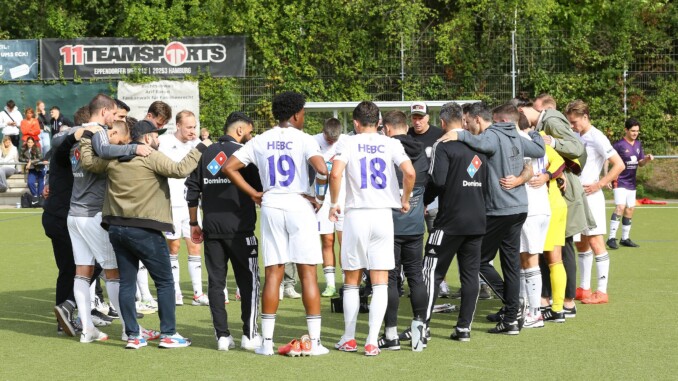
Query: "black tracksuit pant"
204 233 260 339
385 234 427 328
42 212 75 306
478 213 527 322
422 231 483 329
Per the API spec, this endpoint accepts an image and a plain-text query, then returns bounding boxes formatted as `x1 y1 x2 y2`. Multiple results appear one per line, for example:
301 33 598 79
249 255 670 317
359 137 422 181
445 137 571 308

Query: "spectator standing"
49 106 73 137
36 101 52 154
21 107 42 146
1 100 23 148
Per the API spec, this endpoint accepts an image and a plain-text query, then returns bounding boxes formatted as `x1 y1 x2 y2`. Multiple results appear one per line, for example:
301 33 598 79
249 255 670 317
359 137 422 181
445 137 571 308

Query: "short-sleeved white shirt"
158 133 200 206
578 126 616 185
334 132 410 210
234 126 322 210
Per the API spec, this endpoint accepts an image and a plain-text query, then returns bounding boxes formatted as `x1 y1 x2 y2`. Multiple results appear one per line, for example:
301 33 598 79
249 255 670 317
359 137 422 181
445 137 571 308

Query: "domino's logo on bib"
207 151 227 176
467 155 482 178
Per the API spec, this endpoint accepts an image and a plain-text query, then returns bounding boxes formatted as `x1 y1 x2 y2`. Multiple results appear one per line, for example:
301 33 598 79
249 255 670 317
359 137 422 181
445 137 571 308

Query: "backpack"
21 192 32 208
20 192 42 208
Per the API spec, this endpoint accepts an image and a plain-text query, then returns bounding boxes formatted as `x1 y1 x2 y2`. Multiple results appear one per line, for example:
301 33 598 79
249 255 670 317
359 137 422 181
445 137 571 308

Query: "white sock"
261 313 276 340
524 267 542 316
366 283 388 346
621 220 632 240
74 276 93 331
307 314 321 341
323 267 335 288
519 269 527 301
137 264 153 301
342 285 360 340
385 326 398 340
170 254 180 295
188 255 203 296
105 279 125 334
609 217 620 239
595 253 610 293
578 250 593 289
89 281 97 310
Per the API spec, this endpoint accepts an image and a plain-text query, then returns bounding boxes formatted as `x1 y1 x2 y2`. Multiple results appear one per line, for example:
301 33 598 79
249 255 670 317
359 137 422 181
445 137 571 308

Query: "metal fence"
233 31 676 151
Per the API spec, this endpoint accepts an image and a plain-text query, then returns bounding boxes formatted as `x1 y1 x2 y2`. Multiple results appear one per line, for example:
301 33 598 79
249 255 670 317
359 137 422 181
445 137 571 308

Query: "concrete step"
1 174 29 207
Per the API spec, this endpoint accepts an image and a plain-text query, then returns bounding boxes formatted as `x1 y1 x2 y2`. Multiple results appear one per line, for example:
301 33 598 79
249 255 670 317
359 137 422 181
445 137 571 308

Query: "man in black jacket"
422 102 488 342
185 112 263 352
49 106 73 137
378 110 429 351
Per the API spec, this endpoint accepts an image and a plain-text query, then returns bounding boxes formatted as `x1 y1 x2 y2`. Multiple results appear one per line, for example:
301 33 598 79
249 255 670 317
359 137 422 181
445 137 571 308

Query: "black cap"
132 119 166 141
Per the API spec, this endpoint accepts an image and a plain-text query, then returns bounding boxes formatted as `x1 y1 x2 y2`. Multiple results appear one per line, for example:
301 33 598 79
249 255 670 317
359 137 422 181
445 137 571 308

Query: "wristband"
329 202 338 208
545 171 553 180
189 221 199 226
315 197 324 205
316 173 327 181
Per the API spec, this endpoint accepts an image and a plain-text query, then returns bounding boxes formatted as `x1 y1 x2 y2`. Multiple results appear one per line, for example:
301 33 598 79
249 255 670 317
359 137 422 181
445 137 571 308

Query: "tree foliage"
1 0 675 150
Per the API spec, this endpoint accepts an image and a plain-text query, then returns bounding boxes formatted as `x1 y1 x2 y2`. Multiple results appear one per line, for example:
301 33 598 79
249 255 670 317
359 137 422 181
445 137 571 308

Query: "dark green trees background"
1 0 676 152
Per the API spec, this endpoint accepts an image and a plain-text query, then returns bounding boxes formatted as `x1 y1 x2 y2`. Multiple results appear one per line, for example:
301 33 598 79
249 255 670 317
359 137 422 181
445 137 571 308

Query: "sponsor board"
40 36 245 80
0 40 39 81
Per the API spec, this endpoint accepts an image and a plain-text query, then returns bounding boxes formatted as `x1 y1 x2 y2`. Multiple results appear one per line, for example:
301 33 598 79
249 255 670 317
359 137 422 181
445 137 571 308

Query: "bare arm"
500 161 534 190
188 206 203 244
328 160 346 222
222 155 262 205
583 153 625 195
399 160 415 213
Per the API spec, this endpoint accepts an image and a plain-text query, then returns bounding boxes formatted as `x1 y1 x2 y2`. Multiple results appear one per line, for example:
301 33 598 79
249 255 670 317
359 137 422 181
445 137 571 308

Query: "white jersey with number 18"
233 126 322 210
334 132 410 210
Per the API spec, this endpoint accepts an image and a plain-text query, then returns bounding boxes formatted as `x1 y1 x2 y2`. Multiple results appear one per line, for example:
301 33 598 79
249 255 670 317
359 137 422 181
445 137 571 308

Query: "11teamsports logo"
58 41 227 66
207 151 227 176
467 155 482 178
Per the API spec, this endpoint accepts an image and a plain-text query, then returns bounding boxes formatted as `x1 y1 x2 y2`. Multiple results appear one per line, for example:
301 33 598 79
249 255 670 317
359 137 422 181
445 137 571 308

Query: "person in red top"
20 107 41 147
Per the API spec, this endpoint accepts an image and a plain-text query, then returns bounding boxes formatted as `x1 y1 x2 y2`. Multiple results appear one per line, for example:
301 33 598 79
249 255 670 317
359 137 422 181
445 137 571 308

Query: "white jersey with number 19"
334 133 410 210
233 126 322 210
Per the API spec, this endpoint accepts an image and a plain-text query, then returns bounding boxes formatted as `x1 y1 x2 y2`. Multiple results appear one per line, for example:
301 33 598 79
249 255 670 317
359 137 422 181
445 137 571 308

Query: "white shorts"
165 206 199 240
614 188 637 208
260 203 322 266
341 208 395 271
67 213 117 269
317 202 344 234
583 190 606 236
520 214 551 254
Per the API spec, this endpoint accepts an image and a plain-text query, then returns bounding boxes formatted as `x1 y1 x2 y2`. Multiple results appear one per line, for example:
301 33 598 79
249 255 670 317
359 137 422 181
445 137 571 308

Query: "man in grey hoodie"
442 103 545 335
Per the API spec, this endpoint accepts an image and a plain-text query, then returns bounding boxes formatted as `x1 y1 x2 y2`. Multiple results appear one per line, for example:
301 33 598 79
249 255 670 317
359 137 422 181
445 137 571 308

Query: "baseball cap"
133 119 167 138
410 101 428 116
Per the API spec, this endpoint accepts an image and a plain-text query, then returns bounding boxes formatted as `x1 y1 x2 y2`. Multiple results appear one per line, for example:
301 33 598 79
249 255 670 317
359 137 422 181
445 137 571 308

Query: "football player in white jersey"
158 110 209 307
223 91 330 356
565 100 624 305
329 101 415 356
314 118 346 297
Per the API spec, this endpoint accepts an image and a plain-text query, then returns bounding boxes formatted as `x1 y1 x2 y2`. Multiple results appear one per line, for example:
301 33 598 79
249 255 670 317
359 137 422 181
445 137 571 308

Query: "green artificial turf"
0 205 676 380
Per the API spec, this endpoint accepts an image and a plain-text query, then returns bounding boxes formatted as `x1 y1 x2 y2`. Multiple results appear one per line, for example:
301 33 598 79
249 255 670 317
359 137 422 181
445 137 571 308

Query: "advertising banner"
0 40 39 81
41 36 245 80
117 81 200 132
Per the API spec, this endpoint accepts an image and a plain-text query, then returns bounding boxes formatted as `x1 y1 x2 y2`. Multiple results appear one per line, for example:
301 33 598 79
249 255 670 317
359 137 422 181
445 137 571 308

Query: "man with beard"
185 112 263 351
